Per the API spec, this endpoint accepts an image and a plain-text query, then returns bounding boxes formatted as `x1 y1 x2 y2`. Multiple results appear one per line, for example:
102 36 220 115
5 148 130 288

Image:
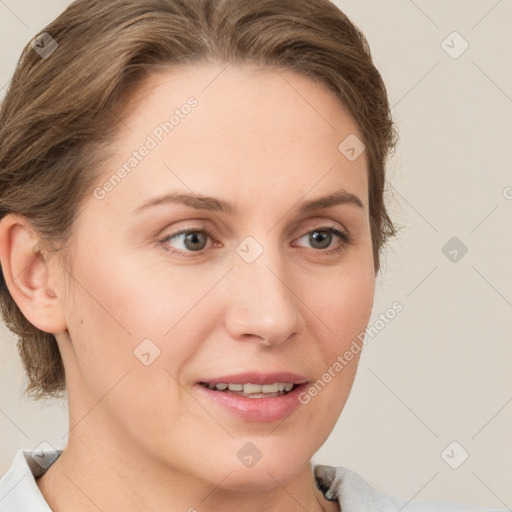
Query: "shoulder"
314 464 507 512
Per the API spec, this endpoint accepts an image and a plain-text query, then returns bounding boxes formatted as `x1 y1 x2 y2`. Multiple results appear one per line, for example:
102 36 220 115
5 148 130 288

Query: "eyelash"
158 224 353 258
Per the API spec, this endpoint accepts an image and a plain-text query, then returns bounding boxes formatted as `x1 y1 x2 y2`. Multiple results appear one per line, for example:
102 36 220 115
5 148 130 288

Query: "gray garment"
0 450 507 511
314 465 508 511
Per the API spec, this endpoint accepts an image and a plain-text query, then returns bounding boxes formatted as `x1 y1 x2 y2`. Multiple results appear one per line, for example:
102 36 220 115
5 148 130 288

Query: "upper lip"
198 372 309 385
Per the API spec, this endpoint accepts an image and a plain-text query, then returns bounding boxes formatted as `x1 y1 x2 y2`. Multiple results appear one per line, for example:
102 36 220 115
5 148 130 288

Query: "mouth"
198 381 298 398
195 373 310 422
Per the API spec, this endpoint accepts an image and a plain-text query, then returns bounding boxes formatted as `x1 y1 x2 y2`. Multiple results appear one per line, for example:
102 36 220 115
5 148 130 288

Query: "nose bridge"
224 235 302 345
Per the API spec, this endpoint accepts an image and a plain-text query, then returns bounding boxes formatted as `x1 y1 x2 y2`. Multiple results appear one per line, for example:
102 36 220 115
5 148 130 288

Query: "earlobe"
0 214 67 334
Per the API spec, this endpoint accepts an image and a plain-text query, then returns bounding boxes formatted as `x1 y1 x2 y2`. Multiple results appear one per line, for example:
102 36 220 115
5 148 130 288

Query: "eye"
159 225 216 255
294 226 352 255
158 224 352 258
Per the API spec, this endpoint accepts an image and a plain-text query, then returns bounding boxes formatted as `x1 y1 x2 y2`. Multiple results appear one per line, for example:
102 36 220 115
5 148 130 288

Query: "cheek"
311 260 375 355
295 252 375 412
63 250 222 395
63 267 196 446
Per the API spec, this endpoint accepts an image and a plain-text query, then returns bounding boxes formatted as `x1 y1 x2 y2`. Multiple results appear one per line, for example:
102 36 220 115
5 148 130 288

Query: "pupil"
311 230 331 249
185 232 206 251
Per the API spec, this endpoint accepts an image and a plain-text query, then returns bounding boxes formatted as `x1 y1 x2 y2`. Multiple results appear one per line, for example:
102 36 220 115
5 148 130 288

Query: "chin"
216 464 305 492
203 441 311 492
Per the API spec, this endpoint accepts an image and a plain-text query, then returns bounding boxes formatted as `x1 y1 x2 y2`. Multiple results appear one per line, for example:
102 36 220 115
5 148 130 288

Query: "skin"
0 63 375 512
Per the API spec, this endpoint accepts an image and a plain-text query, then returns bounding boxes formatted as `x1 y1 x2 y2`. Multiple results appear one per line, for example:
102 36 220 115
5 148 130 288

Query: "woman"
0 0 506 510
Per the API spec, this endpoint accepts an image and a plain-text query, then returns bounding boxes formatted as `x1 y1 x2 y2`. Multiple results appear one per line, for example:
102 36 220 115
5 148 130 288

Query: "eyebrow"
131 189 364 215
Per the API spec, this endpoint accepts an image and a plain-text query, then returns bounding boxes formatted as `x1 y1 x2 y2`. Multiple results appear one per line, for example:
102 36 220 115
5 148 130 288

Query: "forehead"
91 63 368 217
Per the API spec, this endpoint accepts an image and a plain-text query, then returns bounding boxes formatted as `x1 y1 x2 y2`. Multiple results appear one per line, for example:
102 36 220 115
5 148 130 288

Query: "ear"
0 214 67 334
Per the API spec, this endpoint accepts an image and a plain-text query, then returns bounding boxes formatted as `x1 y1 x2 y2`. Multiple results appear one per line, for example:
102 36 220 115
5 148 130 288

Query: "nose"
223 243 304 347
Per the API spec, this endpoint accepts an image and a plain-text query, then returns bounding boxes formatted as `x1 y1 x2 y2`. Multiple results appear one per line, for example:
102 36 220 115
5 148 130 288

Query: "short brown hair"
0 0 398 400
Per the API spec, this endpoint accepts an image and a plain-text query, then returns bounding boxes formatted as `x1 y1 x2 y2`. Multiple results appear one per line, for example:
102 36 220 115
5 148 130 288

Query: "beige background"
1 0 511 507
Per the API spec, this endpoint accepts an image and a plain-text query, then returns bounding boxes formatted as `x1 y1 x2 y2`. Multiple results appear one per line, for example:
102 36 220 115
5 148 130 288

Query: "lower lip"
196 383 309 422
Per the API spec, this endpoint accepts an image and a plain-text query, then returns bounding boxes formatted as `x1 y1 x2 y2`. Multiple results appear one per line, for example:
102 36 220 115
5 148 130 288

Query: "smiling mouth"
198 381 297 398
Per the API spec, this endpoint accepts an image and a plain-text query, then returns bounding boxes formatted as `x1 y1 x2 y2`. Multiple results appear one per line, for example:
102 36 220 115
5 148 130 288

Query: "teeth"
243 383 261 393
206 382 295 394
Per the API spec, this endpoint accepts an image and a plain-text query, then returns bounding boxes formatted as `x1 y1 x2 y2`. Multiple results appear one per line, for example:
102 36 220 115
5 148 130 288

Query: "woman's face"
55 63 375 489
